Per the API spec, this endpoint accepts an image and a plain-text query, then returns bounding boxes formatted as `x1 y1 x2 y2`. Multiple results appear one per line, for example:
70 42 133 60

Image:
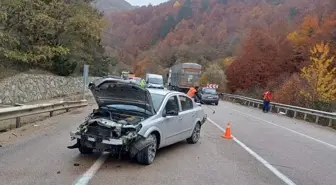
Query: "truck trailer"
167 63 202 93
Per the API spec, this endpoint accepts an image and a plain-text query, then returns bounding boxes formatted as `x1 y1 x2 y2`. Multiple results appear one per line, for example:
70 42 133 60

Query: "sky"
127 0 168 6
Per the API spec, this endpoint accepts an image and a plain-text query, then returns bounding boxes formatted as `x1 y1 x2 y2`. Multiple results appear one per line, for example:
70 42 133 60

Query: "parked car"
68 77 207 165
197 87 219 105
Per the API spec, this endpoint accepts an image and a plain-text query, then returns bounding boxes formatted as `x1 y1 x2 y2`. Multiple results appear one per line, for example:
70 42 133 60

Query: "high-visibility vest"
140 80 146 87
186 87 197 98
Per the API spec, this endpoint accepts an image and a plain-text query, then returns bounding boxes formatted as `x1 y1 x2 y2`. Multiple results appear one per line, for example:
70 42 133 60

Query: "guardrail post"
277 107 280 113
285 109 288 115
315 116 319 124
50 111 54 117
304 114 307 120
270 106 273 112
328 119 333 127
293 111 297 118
16 117 21 128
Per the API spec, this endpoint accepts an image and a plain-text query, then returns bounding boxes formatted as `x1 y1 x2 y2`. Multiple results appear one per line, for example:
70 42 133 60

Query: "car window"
179 95 193 111
148 78 163 85
150 93 165 112
165 96 179 113
203 88 217 94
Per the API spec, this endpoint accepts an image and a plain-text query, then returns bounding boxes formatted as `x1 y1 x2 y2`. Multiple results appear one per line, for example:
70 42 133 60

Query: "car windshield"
148 78 163 85
150 93 165 112
203 88 217 94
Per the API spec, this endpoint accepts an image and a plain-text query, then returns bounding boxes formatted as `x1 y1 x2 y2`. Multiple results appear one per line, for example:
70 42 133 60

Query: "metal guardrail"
220 93 336 127
0 100 88 128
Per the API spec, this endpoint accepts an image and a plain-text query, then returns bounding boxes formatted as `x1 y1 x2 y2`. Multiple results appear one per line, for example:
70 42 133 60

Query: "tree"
202 63 228 91
0 0 107 75
300 42 336 104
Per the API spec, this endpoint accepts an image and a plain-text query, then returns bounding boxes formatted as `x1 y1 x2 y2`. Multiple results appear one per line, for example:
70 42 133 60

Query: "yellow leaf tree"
173 1 181 8
300 41 336 103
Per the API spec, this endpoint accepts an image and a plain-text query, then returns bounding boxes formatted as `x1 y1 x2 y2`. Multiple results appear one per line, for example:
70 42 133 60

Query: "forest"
0 0 335 111
103 0 336 111
0 0 117 77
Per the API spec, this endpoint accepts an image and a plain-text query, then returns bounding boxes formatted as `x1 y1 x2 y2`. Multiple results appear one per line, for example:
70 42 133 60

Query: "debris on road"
57 171 61 174
11 133 18 137
74 163 80 166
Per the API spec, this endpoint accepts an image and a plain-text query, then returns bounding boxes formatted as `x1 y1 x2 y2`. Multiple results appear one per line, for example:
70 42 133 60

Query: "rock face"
0 74 99 104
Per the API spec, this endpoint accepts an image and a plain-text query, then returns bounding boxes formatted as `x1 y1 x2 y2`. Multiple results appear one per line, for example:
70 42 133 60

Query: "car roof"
148 88 185 96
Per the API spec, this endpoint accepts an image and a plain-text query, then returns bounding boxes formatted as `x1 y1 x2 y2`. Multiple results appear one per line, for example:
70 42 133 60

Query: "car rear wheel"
187 123 201 144
78 145 93 154
136 134 157 165
215 101 218 106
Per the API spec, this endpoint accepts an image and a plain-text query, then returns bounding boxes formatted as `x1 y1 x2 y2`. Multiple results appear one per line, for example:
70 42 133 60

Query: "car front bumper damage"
68 131 155 157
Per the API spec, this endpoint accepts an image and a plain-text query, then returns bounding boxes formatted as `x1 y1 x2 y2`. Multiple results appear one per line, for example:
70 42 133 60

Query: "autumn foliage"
102 0 336 110
300 42 336 103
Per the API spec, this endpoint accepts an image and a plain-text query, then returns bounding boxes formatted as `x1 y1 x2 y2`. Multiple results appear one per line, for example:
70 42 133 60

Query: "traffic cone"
222 122 233 139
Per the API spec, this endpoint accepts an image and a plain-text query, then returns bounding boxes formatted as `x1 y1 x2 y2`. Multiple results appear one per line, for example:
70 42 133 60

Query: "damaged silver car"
68 77 207 165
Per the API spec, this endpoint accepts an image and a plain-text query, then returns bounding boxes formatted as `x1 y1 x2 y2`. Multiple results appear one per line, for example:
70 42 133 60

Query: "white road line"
72 152 109 185
222 105 336 150
207 118 297 185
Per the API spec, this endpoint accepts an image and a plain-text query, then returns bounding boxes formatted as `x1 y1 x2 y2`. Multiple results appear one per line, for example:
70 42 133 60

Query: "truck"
167 63 202 93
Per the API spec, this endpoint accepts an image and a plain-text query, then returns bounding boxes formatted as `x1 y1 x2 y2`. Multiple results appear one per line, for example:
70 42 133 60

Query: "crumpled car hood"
88 77 155 114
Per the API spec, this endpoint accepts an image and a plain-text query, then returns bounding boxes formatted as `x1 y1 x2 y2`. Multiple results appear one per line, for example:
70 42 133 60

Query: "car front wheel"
187 123 201 144
78 145 93 154
136 134 157 165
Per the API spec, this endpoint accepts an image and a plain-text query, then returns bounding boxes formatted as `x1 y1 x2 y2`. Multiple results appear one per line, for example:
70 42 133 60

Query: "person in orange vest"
186 86 199 100
262 90 273 113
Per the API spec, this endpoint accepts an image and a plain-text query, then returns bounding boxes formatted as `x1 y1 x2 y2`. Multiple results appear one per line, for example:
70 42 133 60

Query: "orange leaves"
300 15 319 37
286 15 320 46
273 74 305 106
133 57 150 77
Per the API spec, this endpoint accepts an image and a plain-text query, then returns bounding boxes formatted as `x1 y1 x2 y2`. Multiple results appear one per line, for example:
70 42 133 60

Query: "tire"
78 145 93 154
136 134 157 165
215 101 218 106
187 123 201 144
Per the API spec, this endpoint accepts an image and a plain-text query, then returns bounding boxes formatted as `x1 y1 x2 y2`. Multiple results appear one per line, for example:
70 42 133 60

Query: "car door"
162 95 182 146
177 95 195 140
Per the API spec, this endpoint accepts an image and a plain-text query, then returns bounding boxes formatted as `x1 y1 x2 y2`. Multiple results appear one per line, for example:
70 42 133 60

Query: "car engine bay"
77 107 145 143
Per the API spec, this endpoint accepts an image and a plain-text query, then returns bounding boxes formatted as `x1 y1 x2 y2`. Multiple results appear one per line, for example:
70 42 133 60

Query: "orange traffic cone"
222 122 233 139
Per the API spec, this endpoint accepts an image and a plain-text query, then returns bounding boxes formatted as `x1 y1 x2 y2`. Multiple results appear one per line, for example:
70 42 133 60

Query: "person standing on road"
187 86 199 101
263 90 273 113
140 79 146 88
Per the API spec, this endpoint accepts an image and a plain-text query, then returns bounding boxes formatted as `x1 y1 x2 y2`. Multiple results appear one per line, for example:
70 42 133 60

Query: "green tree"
159 15 176 39
0 0 107 76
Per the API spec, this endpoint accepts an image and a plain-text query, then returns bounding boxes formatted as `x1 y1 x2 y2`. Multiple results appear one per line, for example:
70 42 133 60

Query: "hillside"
94 0 134 13
103 0 336 110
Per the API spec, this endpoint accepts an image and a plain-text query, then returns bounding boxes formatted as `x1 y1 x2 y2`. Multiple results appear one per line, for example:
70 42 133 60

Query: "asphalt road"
0 101 335 185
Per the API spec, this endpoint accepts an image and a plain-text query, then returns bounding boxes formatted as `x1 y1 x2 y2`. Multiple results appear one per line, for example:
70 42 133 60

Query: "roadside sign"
207 84 219 88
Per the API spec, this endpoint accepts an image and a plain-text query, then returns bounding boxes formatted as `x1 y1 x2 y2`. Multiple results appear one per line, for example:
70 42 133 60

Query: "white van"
145 73 164 89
